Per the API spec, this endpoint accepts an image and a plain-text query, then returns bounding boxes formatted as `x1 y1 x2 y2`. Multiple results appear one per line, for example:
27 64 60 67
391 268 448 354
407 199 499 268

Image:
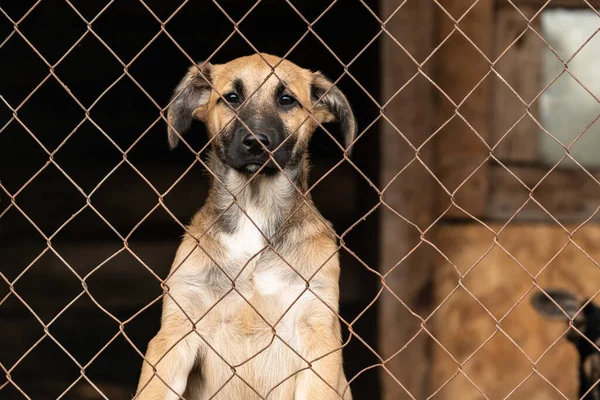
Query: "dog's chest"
219 222 301 302
220 204 269 265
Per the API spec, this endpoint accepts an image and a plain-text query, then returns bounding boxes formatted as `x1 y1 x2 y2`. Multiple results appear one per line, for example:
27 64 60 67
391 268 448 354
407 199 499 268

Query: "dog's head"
166 53 356 174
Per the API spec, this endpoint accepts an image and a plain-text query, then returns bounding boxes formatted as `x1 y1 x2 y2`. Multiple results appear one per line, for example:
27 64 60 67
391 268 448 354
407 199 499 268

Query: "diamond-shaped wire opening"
164 1 245 61
382 156 446 230
318 162 378 231
429 285 499 366
88 163 160 236
338 299 382 397
423 118 490 211
125 33 199 106
382 73 444 149
311 0 382 64
429 345 489 400
8 333 83 399
12 164 86 236
52 122 125 193
84 246 172 320
462 331 536 399
378 207 424 271
53 34 125 107
528 163 600 225
46 295 121 366
462 247 534 320
87 77 161 151
229 1 310 52
11 249 85 323
536 241 600 294
13 0 86 65
0 122 48 195
15 77 84 152
502 289 573 362
91 0 160 64
0 294 45 373
0 34 48 106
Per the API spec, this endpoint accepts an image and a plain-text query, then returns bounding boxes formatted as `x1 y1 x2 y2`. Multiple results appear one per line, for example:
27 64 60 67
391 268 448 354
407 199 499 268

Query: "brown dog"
134 53 356 400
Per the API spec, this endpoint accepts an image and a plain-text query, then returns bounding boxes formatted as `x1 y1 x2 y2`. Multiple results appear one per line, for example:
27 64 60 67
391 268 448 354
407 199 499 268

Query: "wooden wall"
418 1 600 399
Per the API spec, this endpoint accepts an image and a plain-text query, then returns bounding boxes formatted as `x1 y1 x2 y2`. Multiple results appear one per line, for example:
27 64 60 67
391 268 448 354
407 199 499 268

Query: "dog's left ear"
310 72 357 153
167 61 213 149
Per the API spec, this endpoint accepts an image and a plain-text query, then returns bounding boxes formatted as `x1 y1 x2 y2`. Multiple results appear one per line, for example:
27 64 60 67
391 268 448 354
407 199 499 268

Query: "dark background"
0 0 382 398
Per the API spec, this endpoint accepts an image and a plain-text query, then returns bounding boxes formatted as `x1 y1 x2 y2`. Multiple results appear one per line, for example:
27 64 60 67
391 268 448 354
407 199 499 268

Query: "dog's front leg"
293 306 351 400
135 316 204 400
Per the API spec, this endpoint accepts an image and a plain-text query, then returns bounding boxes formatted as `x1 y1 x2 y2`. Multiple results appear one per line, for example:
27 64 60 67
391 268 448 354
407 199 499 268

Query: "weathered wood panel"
432 223 600 399
492 7 542 162
498 0 600 9
488 165 600 223
379 0 436 398
435 0 494 218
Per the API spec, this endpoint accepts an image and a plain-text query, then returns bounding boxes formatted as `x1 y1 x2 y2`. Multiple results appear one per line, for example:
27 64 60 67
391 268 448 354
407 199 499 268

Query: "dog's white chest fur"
219 204 297 298
218 172 292 272
220 204 267 263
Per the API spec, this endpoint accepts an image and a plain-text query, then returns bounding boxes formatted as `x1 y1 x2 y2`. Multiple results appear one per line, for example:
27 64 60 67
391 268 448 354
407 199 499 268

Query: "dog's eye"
223 92 240 104
278 94 297 107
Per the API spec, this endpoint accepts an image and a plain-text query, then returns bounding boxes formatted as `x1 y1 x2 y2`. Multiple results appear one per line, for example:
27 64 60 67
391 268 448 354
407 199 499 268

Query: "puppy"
135 53 356 400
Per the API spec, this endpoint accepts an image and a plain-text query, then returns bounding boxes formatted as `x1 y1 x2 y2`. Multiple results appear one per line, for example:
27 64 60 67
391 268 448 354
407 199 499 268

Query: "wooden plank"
431 223 600 399
498 0 600 9
435 0 494 218
1 161 358 238
487 165 600 222
0 238 365 316
379 1 436 398
492 7 542 162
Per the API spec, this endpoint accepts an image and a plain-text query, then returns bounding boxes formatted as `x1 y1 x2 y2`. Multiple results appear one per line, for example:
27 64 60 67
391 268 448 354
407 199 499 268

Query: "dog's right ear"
531 289 580 320
310 72 357 154
167 61 213 149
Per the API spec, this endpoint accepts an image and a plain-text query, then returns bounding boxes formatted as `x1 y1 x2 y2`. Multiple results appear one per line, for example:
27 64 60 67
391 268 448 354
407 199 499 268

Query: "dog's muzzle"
226 117 292 174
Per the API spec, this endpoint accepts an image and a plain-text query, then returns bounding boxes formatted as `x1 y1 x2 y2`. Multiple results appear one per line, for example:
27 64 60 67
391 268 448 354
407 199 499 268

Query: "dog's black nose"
242 133 270 155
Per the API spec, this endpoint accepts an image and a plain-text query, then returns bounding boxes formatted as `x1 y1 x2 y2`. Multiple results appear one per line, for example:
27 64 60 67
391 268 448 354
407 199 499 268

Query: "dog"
134 53 356 400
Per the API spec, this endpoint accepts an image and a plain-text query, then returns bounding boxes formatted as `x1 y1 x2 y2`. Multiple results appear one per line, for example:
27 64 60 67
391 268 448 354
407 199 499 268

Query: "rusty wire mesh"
2 0 600 399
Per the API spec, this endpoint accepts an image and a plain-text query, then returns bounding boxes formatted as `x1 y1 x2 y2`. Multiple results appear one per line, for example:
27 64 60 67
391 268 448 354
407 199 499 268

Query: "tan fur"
135 54 354 400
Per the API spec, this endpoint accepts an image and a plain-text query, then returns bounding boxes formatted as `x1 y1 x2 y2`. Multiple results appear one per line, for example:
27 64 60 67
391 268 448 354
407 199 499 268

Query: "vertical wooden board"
492 7 542 162
379 0 436 399
434 0 494 218
431 224 600 399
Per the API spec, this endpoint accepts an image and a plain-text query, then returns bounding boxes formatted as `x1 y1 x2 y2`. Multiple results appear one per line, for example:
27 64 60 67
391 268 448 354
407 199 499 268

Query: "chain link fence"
1 0 600 399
